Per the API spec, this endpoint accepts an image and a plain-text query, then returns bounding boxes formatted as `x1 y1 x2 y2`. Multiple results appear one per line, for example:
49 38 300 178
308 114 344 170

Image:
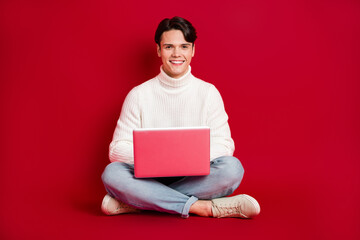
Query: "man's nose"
172 47 181 57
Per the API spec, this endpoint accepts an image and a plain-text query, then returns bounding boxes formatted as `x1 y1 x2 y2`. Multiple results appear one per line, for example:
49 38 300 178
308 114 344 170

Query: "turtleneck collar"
157 65 193 88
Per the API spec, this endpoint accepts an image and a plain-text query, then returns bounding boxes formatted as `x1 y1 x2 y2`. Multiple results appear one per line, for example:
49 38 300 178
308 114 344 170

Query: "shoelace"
115 202 140 213
214 203 248 218
116 202 134 211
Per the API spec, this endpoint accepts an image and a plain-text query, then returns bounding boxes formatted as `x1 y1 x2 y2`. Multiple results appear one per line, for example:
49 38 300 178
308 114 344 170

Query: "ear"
192 44 195 57
157 44 161 57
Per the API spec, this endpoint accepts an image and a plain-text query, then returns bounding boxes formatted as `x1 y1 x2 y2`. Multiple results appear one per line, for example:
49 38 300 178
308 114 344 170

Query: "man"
101 16 260 218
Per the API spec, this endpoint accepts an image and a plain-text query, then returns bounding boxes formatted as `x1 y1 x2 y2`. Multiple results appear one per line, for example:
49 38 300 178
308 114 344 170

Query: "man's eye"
182 45 189 49
165 46 172 49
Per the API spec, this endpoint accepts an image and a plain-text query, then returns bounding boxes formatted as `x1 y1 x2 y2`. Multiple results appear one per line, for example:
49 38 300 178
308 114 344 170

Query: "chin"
172 72 186 78
163 65 188 78
172 68 187 76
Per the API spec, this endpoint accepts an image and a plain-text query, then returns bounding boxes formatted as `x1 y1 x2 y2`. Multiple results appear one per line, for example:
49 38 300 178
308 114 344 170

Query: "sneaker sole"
242 194 261 215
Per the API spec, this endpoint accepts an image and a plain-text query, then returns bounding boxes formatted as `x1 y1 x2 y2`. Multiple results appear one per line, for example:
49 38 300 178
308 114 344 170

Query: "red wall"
1 0 359 239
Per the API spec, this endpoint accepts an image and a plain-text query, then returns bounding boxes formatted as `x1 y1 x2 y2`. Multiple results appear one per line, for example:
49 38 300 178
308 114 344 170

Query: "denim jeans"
101 156 244 218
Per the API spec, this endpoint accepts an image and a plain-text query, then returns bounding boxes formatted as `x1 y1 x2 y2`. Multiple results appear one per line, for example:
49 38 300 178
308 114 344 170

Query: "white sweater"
109 66 235 164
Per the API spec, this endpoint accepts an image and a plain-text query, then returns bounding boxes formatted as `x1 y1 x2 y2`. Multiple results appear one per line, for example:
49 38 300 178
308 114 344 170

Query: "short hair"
155 16 197 46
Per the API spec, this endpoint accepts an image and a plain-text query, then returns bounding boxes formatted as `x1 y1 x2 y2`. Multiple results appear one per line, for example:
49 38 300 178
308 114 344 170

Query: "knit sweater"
109 66 235 164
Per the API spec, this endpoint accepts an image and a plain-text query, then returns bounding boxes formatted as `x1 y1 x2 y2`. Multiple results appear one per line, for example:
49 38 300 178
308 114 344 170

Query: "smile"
169 60 185 64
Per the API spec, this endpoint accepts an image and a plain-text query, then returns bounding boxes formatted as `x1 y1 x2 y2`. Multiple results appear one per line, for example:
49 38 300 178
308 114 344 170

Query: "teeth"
170 61 184 64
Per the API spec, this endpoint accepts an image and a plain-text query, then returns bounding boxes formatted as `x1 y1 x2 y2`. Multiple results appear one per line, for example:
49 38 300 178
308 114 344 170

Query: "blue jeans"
101 156 244 218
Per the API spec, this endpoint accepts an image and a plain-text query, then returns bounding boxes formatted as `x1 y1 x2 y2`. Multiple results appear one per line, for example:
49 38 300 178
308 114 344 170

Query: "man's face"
157 29 195 79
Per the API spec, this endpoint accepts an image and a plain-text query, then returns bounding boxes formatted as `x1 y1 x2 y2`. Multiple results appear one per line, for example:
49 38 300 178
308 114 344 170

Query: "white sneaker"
211 194 260 218
101 194 140 215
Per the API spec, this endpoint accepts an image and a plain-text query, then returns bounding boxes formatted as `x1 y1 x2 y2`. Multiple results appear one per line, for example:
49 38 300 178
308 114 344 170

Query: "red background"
1 0 359 239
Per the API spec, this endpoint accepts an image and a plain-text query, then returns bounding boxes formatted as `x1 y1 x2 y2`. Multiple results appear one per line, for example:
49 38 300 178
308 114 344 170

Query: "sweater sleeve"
109 87 141 164
207 85 235 160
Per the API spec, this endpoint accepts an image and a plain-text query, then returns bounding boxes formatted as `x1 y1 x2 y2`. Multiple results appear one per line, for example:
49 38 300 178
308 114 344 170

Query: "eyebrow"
162 43 192 46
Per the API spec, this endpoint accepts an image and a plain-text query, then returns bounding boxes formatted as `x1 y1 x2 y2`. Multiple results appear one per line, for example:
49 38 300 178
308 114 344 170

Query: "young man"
101 17 260 218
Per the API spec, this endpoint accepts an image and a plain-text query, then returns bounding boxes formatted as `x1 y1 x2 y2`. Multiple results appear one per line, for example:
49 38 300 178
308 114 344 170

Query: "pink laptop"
133 127 210 178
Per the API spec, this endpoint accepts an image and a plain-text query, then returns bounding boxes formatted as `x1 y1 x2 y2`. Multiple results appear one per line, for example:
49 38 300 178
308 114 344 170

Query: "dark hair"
155 16 197 46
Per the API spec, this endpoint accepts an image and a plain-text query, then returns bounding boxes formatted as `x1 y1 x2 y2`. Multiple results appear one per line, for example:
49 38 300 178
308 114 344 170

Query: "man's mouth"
169 60 185 65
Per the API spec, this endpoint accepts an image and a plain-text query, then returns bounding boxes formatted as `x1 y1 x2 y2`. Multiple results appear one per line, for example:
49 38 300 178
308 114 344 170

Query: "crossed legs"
101 156 245 218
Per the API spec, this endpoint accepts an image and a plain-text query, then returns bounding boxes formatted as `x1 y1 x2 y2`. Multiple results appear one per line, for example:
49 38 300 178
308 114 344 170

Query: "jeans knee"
101 161 130 186
212 156 244 185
